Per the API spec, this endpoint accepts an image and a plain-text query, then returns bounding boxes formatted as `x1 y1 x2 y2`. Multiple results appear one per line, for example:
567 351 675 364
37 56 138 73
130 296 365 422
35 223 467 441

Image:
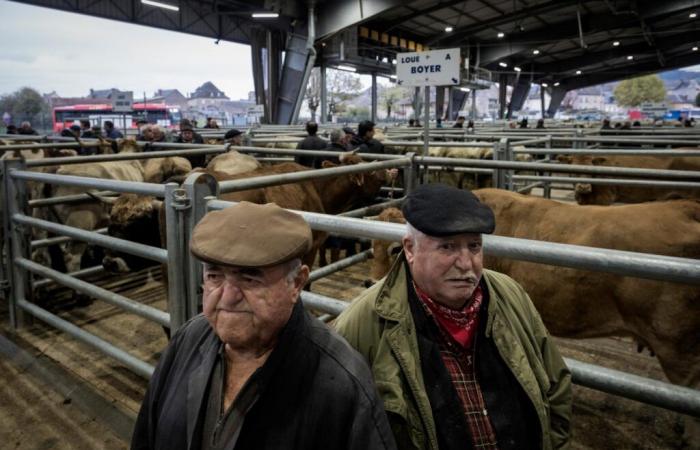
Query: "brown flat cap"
190 202 312 267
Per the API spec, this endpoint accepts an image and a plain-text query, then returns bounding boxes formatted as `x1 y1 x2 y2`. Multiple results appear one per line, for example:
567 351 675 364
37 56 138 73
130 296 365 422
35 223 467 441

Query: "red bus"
52 103 182 133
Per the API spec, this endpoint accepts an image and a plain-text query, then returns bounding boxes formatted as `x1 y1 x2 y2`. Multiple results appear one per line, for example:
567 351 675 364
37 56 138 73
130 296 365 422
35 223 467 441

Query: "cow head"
557 154 616 205
117 138 141 153
320 153 388 212
96 194 163 273
365 207 406 287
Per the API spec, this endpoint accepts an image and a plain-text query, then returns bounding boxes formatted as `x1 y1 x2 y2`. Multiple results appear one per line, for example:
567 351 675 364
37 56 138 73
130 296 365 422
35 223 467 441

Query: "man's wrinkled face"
181 130 194 142
403 231 484 309
201 262 308 350
142 127 154 140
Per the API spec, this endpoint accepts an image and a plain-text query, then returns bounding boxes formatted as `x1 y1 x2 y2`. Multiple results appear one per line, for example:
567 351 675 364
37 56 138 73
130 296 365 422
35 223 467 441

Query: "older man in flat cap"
132 202 396 450
335 184 572 450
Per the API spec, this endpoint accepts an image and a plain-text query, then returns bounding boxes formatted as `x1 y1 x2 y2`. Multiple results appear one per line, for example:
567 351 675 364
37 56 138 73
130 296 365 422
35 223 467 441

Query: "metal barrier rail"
218 158 410 194
512 175 700 189
29 191 117 208
12 214 168 264
308 250 373 283
207 200 700 285
32 265 104 290
17 258 169 327
30 227 109 249
15 298 155 378
517 149 700 156
10 170 167 197
340 198 405 218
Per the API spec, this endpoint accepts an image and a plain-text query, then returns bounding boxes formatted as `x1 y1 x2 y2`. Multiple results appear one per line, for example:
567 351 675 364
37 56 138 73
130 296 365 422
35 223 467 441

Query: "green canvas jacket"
334 256 572 450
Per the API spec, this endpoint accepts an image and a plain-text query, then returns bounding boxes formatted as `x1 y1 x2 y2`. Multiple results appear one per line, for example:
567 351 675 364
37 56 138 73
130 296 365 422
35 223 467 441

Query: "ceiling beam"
315 0 405 39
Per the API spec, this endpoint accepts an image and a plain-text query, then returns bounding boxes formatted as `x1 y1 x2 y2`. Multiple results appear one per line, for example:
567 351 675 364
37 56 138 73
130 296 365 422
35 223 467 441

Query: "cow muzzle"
574 183 593 195
102 255 131 273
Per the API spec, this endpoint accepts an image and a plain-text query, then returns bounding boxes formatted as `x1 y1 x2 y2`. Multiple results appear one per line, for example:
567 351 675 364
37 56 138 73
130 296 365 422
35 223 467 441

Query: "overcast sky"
1 0 697 101
0 0 258 100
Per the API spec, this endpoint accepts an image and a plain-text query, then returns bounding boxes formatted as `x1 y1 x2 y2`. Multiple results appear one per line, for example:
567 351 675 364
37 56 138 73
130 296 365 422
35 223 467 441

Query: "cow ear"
321 160 336 168
556 155 572 164
591 157 606 165
151 199 163 212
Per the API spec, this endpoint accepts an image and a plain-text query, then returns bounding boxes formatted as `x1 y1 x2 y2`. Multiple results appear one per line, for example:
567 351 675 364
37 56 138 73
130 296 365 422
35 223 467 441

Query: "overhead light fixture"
499 62 508 67
497 32 505 38
690 12 697 18
514 66 522 72
251 12 279 18
445 26 453 32
613 41 620 46
389 75 397 79
554 82 560 86
141 0 179 11
532 49 540 55
392 59 397 65
693 46 699 51
576 70 582 75
460 87 471 92
336 65 357 72
627 55 634 60
541 83 549 87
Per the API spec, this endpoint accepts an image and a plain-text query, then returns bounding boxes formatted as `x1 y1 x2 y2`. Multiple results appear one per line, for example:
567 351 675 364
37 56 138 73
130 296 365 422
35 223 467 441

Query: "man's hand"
386 168 399 181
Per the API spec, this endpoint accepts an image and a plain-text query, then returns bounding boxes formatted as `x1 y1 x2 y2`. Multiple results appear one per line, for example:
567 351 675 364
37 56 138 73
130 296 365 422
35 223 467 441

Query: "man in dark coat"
295 121 327 167
132 202 396 450
357 120 385 154
175 123 206 167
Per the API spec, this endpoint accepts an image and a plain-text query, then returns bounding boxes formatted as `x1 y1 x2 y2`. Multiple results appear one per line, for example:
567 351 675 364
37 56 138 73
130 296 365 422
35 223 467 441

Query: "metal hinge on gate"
172 189 191 211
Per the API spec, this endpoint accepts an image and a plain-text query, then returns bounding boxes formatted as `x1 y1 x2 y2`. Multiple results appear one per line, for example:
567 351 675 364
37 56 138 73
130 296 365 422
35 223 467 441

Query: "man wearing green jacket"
335 183 572 450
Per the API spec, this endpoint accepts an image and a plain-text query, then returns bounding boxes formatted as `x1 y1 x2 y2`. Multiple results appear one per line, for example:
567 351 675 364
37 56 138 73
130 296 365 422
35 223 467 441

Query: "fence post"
492 138 507 189
163 183 188 332
503 138 513 190
182 172 219 320
544 134 552 199
404 152 418 194
3 159 30 328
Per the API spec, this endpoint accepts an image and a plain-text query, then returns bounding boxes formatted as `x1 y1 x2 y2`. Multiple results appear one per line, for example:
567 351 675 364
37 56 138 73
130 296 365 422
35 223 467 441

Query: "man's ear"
291 265 310 301
402 236 414 265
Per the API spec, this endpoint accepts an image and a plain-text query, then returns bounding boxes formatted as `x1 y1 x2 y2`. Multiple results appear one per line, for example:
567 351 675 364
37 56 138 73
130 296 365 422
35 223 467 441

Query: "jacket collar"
185 301 307 449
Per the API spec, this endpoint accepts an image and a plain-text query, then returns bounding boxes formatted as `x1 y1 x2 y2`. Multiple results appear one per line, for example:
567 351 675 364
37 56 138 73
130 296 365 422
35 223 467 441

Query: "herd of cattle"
1 135 699 400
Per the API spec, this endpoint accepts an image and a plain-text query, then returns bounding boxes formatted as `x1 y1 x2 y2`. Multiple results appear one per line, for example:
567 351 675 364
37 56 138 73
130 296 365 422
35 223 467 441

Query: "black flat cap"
402 184 495 236
224 129 242 140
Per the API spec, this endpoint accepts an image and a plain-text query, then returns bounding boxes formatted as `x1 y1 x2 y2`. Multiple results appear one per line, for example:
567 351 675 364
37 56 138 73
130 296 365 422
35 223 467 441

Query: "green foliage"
613 75 666 107
0 87 49 125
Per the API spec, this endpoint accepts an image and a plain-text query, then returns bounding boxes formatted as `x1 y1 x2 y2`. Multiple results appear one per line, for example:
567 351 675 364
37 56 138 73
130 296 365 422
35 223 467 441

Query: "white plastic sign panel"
396 48 460 87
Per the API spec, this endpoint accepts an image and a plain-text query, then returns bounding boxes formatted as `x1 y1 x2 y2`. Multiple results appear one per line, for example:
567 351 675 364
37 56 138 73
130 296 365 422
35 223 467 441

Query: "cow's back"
474 188 700 387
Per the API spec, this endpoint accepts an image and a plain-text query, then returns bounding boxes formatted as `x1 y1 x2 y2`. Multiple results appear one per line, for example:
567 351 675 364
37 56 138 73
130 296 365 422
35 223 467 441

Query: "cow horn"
87 191 118 205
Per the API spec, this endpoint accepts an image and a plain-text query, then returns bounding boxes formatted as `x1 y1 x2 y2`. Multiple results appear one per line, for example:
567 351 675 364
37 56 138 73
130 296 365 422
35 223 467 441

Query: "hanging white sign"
396 48 461 87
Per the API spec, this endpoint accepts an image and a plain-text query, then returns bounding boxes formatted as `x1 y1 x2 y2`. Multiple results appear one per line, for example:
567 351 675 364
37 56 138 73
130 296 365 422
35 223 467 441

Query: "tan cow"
557 153 700 204
205 150 261 175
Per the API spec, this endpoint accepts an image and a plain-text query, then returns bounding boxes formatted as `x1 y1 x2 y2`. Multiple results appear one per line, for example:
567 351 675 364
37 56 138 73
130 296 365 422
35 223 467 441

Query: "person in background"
18 121 39 135
6 124 18 134
453 116 466 128
536 118 546 129
408 119 416 127
601 118 612 129
224 129 243 146
104 121 124 139
80 119 96 138
343 126 363 149
357 120 385 154
175 123 206 167
335 184 572 450
295 121 328 168
519 118 529 129
436 118 443 128
131 202 397 450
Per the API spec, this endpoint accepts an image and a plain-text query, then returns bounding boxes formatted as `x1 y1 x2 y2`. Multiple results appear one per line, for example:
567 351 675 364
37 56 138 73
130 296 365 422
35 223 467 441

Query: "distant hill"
658 69 700 82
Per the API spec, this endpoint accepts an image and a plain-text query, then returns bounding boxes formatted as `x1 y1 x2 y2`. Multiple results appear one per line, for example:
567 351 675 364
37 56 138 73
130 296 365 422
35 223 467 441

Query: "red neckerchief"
414 282 483 349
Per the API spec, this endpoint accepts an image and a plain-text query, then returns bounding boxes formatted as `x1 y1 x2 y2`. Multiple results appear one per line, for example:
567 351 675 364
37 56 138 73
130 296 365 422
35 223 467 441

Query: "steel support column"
320 65 327 124
371 73 378 123
250 30 268 123
546 86 567 118
498 74 508 120
507 80 532 119
435 87 445 120
449 89 469 120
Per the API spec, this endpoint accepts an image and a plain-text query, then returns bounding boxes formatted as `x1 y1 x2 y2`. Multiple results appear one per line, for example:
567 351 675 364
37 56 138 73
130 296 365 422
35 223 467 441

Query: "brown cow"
101 154 388 272
367 189 700 394
558 153 700 204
